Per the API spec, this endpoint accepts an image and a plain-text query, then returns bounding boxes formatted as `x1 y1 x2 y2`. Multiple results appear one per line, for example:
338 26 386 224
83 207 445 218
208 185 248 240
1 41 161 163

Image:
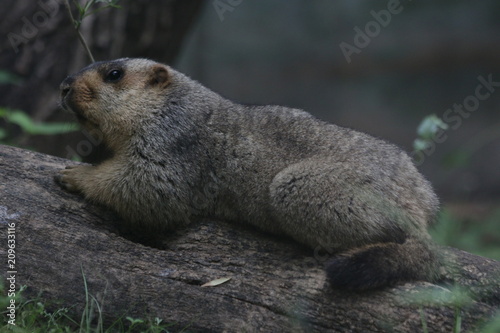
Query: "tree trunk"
1 144 499 332
0 0 204 159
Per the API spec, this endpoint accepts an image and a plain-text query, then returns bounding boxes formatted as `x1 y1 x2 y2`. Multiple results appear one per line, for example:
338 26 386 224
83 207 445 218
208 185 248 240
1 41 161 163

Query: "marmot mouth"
66 105 99 130
61 97 88 121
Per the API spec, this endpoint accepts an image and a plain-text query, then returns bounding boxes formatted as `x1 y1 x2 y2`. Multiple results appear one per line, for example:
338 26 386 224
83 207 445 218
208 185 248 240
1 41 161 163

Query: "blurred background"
1 0 499 258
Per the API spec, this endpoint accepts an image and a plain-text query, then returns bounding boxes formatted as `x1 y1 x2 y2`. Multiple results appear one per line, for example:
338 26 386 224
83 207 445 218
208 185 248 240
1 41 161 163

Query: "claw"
54 167 80 193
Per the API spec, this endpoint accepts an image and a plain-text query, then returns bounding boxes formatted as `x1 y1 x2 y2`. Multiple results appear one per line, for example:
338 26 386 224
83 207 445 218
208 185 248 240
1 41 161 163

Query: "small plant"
479 313 500 333
0 70 22 85
0 280 174 332
432 209 500 260
63 0 121 63
0 108 79 145
409 283 498 333
413 114 449 153
413 114 500 169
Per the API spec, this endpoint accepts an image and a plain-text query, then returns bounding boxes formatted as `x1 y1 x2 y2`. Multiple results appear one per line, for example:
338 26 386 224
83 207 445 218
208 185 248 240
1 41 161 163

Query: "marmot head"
60 58 172 149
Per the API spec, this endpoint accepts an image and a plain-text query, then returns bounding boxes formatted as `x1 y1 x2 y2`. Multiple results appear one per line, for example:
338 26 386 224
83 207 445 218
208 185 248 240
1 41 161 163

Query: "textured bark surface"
0 144 499 332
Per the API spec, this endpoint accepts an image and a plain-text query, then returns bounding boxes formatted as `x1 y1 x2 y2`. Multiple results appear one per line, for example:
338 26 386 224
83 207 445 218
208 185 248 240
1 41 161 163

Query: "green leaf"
72 0 84 12
0 70 22 85
413 138 429 152
416 114 448 140
1 108 79 135
96 0 121 5
83 0 121 19
126 316 144 325
442 150 471 168
0 128 7 140
82 0 94 13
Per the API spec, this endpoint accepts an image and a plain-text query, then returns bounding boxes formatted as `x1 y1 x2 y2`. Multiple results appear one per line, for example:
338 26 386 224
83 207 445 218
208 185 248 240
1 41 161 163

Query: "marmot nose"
60 75 74 98
60 84 71 98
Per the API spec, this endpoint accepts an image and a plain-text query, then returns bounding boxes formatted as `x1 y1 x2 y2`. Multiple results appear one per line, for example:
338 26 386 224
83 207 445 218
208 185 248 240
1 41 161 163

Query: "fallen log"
0 144 499 332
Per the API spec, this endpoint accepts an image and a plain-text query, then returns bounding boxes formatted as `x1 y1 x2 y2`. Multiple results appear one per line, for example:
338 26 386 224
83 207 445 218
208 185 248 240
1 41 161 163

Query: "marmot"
56 58 440 290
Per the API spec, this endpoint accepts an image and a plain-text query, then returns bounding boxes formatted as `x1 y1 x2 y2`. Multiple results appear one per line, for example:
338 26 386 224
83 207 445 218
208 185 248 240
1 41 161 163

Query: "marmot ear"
148 65 170 89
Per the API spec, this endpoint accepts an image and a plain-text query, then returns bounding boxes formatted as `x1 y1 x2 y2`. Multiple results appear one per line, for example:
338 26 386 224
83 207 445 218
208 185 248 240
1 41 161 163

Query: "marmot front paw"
54 165 93 193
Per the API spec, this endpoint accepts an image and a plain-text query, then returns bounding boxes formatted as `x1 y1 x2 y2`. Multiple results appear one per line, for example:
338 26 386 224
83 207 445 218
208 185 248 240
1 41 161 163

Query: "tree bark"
1 144 499 332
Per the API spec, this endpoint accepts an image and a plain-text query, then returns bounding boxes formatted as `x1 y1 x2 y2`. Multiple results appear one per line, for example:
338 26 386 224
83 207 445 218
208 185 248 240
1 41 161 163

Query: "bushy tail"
326 237 440 291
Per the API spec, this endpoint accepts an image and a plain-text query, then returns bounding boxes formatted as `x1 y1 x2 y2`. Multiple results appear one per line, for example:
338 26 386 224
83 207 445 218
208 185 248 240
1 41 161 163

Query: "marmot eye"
105 69 123 83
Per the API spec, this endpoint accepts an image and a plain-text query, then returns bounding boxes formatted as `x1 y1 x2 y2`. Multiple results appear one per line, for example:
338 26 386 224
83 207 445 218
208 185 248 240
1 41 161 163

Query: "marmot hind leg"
269 159 412 249
269 158 439 290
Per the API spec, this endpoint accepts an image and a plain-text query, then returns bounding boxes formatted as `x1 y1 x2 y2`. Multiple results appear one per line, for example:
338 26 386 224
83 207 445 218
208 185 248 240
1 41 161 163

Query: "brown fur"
56 58 441 290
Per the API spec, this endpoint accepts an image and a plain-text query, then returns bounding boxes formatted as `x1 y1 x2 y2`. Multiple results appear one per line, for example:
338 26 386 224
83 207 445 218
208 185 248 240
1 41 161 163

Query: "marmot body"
57 58 440 290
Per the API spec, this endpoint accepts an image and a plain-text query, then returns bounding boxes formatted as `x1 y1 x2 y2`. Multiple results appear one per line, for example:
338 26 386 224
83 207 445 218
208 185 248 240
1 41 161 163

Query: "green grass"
0 284 174 333
431 208 500 260
423 208 500 332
